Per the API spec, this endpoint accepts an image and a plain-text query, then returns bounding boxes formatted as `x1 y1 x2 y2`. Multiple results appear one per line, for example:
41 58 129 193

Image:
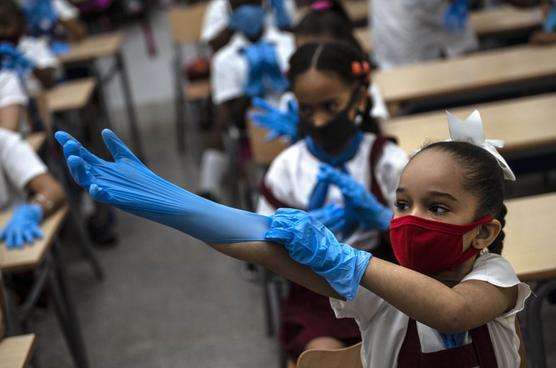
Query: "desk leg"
526 279 556 368
48 243 90 368
116 50 146 160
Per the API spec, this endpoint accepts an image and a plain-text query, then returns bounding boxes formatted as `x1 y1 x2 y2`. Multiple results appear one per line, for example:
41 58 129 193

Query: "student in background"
256 42 407 366
198 0 294 201
0 70 27 131
0 127 65 248
371 0 477 69
23 0 87 43
56 105 528 367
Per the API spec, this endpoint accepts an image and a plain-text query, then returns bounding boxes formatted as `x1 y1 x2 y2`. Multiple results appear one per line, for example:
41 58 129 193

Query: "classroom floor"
28 7 556 368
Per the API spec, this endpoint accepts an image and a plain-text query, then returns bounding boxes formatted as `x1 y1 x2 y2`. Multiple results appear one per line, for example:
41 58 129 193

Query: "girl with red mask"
56 108 528 367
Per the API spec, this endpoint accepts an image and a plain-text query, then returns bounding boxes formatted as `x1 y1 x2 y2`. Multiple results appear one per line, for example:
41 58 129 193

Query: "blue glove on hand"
55 129 270 244
309 203 346 234
318 164 392 231
0 43 33 77
249 97 298 142
265 208 372 300
242 43 266 97
23 0 58 37
544 4 556 32
0 204 43 249
270 0 292 30
229 5 265 38
443 0 469 33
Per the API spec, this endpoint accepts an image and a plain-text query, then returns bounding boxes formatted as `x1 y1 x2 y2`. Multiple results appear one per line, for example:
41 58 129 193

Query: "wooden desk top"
58 32 123 64
0 334 36 368
375 44 556 104
25 133 46 153
0 207 68 273
504 193 556 281
247 119 289 166
471 5 542 37
46 78 96 112
382 93 556 154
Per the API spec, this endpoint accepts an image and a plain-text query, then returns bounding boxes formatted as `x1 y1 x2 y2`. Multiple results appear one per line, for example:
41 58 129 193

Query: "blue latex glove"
309 203 347 234
54 129 270 244
270 0 292 30
23 0 58 37
0 204 43 249
249 97 298 142
229 5 265 38
443 0 469 33
544 4 556 32
261 42 289 94
0 43 33 77
242 42 266 97
318 164 392 231
49 40 71 56
265 208 372 300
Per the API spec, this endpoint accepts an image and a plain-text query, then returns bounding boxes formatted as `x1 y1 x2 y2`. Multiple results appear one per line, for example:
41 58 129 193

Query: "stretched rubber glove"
544 3 556 32
443 0 469 33
265 208 372 300
54 129 270 244
242 43 266 97
0 204 43 249
270 0 292 30
309 203 347 234
249 97 298 142
229 5 265 38
318 164 392 231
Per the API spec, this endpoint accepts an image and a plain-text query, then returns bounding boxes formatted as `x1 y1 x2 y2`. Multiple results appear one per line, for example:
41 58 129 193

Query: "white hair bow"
446 110 516 181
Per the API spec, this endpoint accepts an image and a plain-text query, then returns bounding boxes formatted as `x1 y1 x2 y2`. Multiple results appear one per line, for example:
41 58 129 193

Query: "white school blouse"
210 25 294 105
372 0 478 70
18 36 60 93
0 71 27 108
257 133 408 250
0 128 47 210
330 252 531 368
52 0 79 20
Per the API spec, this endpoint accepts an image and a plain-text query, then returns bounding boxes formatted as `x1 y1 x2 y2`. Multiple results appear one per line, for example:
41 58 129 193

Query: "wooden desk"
382 93 556 154
58 32 123 64
353 6 542 52
504 193 556 281
247 120 289 166
0 334 36 368
0 207 68 273
46 78 96 113
375 44 556 105
25 133 46 153
471 5 542 37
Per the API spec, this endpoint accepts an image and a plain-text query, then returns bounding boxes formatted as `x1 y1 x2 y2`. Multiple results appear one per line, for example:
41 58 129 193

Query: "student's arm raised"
54 129 340 299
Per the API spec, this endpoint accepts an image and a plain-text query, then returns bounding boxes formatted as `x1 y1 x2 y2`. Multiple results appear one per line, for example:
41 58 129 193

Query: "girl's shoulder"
463 252 520 288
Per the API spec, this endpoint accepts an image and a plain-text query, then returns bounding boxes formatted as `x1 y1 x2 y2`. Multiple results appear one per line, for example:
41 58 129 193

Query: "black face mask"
300 88 361 153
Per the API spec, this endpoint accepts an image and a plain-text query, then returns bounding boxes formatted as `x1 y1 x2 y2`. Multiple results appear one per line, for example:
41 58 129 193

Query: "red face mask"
389 215 493 275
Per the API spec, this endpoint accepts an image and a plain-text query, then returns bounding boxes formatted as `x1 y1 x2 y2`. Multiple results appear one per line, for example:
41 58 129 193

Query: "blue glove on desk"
249 97 298 142
55 129 270 244
443 0 469 33
318 164 392 231
0 204 43 249
270 0 292 30
265 208 372 300
544 3 556 32
229 5 265 38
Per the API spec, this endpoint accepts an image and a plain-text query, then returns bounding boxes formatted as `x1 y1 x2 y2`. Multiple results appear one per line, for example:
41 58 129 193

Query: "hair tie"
311 0 333 12
446 110 516 181
351 61 371 84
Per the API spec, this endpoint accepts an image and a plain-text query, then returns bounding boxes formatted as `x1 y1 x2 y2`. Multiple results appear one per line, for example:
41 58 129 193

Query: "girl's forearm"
210 241 342 299
360 257 515 332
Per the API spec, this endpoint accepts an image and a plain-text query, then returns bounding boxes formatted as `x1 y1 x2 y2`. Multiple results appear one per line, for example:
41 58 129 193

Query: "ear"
471 219 502 251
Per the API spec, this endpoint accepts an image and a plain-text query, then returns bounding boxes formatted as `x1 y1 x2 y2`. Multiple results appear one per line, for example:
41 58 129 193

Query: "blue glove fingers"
30 226 44 240
22 229 36 245
14 231 24 248
252 97 276 113
308 181 329 211
101 129 141 163
544 5 556 32
67 155 95 189
328 218 347 234
54 130 78 147
249 111 273 128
